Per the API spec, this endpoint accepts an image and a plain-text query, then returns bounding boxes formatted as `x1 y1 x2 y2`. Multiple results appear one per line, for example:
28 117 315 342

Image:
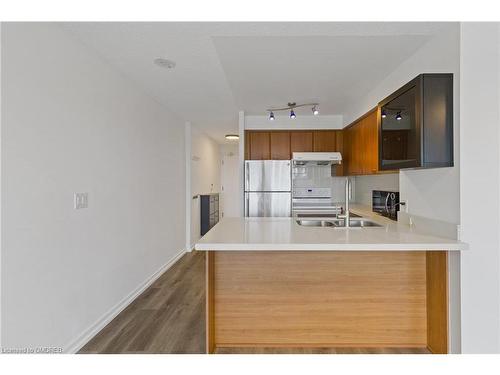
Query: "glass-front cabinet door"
379 80 421 170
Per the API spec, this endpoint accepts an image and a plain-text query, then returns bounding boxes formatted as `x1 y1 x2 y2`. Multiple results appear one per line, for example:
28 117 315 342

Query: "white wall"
460 22 500 353
1 23 186 352
190 126 221 246
354 173 399 207
220 144 240 218
245 114 343 130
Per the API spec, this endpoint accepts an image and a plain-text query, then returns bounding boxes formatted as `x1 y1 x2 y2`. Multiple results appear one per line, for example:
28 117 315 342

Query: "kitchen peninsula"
194 73 464 354
195 207 466 354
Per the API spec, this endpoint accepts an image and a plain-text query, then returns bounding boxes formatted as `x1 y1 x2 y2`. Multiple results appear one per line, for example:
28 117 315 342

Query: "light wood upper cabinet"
290 131 313 154
270 132 291 160
313 130 344 176
245 130 344 175
363 110 379 174
343 108 379 176
248 131 270 160
343 124 359 175
245 130 342 161
335 131 344 176
313 131 337 152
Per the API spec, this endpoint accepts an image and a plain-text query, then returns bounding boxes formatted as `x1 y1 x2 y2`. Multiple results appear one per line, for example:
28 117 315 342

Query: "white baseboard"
64 248 187 353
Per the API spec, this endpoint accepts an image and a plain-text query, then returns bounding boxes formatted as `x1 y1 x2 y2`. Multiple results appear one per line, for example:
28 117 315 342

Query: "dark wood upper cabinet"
290 131 313 154
381 130 408 161
248 131 270 160
379 73 453 170
313 131 337 152
270 132 291 160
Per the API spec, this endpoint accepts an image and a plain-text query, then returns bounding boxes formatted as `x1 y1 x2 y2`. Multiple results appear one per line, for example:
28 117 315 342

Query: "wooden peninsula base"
206 250 448 354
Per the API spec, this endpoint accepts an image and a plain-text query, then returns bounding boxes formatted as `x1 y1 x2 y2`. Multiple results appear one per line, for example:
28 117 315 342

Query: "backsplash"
354 173 399 206
291 166 398 206
292 164 350 202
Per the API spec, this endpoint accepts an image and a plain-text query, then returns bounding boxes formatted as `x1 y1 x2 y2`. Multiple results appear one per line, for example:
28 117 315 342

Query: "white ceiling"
62 22 455 143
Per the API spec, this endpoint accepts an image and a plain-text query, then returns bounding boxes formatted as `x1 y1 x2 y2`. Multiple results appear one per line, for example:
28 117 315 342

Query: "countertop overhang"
194 208 468 252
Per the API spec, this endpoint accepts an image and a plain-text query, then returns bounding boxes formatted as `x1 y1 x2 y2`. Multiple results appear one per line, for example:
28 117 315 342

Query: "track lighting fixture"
396 112 402 121
381 110 387 118
266 102 318 121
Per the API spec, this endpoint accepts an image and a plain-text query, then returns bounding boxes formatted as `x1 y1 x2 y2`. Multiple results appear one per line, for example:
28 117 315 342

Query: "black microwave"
372 190 400 221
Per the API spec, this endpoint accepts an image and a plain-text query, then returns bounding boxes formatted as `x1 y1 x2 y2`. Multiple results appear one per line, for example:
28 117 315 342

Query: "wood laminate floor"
215 347 430 354
79 250 206 354
78 250 429 354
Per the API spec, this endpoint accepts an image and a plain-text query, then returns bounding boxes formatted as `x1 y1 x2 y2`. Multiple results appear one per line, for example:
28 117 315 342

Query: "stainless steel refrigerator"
244 160 291 217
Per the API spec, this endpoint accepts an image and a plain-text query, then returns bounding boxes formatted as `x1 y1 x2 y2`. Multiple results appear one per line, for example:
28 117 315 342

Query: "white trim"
238 111 245 217
185 121 192 252
63 248 186 353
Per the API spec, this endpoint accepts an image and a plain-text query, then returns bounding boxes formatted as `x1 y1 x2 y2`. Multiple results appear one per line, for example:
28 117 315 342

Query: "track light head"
381 110 387 119
396 112 402 121
266 102 318 119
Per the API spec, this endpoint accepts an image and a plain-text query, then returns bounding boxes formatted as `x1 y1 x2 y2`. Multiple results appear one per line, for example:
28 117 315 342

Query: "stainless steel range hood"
292 152 342 166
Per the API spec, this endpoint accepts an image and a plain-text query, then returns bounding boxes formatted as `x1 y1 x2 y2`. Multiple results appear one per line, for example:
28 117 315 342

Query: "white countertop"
195 206 467 252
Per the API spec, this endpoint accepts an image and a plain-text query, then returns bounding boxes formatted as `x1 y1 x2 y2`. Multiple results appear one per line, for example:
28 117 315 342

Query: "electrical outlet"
74 192 88 209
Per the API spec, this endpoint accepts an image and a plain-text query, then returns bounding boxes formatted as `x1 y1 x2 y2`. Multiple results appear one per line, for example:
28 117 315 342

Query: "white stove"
292 187 343 217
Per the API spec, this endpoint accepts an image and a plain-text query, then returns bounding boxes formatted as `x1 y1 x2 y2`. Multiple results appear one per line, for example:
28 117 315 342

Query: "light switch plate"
74 192 88 209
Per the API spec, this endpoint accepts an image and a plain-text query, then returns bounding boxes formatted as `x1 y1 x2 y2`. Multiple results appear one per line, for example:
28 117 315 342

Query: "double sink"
296 215 383 228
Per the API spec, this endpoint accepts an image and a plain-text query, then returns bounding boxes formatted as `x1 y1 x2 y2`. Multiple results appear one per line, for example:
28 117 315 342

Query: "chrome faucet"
338 177 351 227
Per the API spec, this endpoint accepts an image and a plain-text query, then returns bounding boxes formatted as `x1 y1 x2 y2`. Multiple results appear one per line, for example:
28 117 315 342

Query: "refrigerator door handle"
244 192 249 217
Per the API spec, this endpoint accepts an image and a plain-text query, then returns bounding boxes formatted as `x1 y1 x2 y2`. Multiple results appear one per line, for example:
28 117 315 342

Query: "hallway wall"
1 23 186 352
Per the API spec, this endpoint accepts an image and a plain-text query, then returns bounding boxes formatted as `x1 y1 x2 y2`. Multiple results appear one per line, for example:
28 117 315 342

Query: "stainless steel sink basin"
296 218 383 228
295 212 361 219
343 219 383 228
296 220 335 227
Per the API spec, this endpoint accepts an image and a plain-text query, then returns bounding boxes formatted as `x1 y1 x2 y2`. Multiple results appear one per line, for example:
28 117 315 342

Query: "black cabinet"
200 194 219 236
378 74 453 170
